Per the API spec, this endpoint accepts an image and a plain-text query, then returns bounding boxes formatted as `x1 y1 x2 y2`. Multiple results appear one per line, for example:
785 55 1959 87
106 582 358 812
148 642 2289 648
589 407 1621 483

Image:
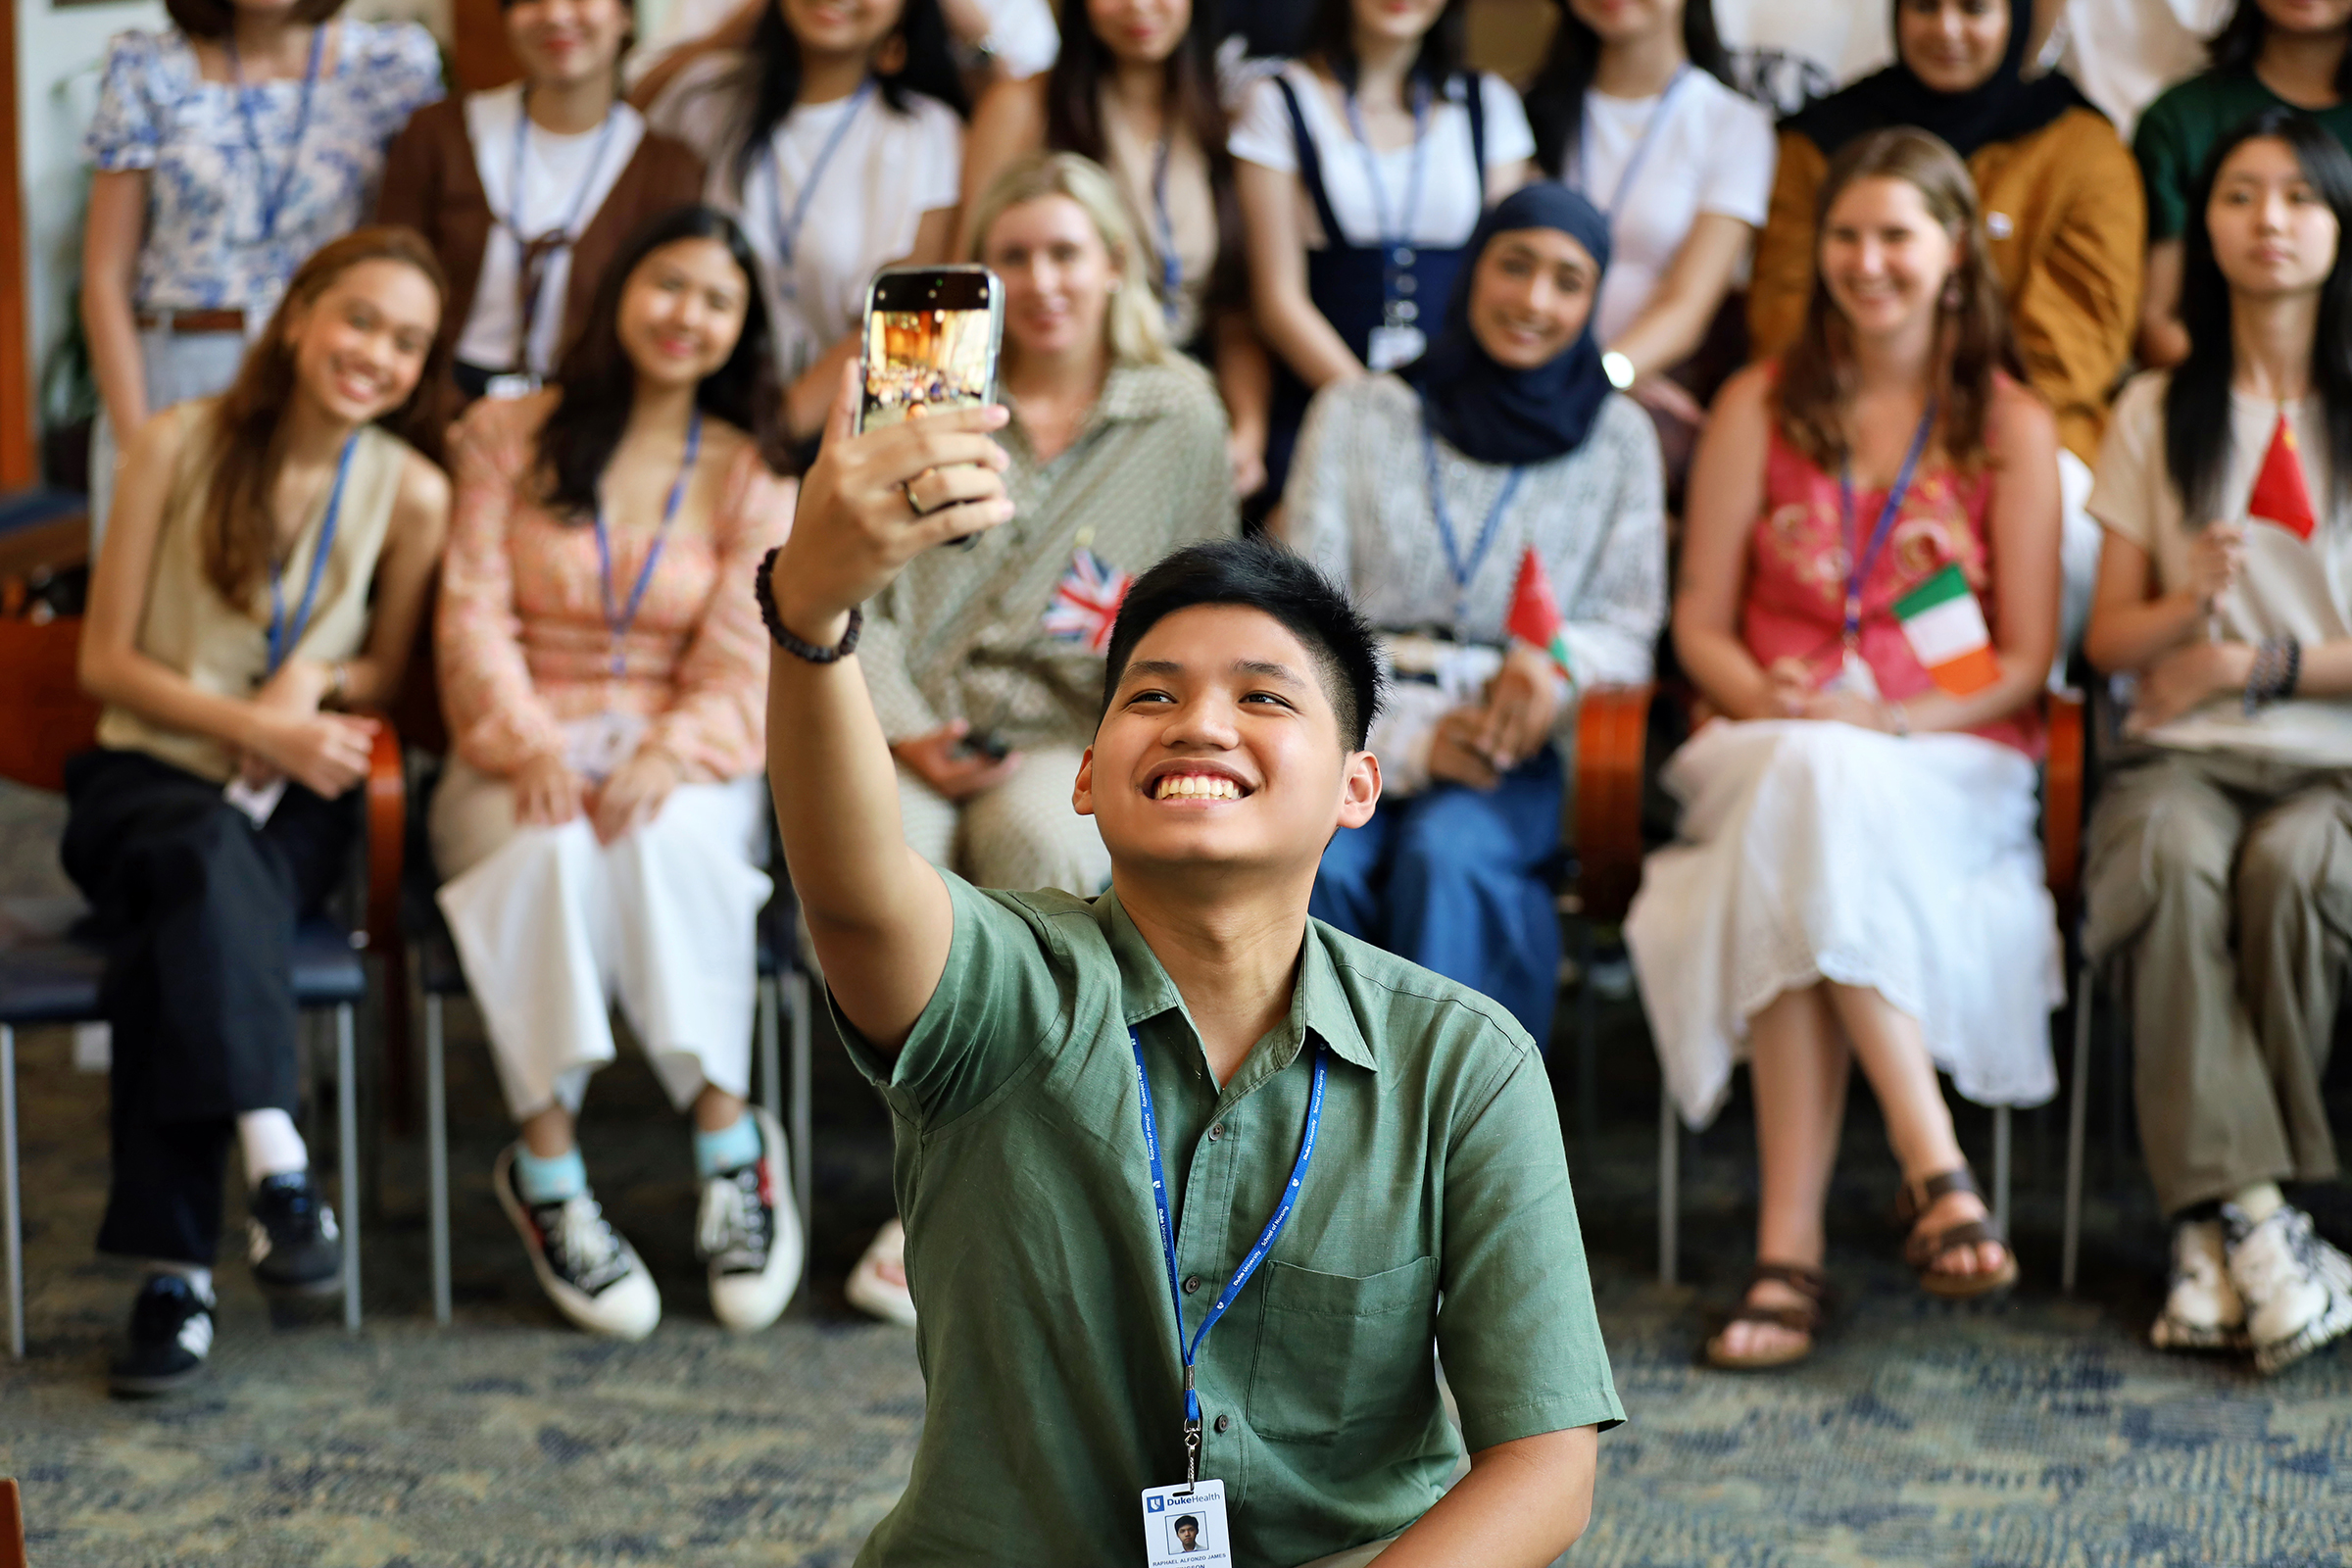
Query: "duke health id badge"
1366 324 1425 373
1140 1480 1231 1567
563 711 648 783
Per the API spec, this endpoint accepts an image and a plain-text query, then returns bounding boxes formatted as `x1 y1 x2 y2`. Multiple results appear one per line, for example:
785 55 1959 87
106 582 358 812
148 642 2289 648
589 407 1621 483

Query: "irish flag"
1892 564 1999 696
2248 411 2318 541
1505 546 1578 687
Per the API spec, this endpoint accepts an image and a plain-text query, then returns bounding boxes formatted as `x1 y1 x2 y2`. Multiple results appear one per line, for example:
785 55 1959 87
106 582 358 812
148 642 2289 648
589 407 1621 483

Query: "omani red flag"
1505 546 1577 685
2248 411 2319 542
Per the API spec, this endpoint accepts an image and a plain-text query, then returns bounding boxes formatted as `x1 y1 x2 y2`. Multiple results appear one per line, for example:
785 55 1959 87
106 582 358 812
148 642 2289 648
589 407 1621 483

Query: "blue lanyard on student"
594 411 702 680
1344 84 1431 320
226 24 326 244
1151 131 1182 329
507 96 620 246
1575 65 1690 223
266 431 359 675
1423 424 1524 621
770 78 875 294
1839 401 1938 649
1130 1027 1327 1488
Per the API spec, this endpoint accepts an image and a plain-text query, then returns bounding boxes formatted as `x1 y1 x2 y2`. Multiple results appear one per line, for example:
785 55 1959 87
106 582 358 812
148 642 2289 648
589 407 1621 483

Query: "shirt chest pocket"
1247 1255 1438 1445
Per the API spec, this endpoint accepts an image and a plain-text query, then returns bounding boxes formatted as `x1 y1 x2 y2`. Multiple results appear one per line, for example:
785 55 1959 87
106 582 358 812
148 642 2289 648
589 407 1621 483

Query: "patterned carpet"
5 780 2351 1567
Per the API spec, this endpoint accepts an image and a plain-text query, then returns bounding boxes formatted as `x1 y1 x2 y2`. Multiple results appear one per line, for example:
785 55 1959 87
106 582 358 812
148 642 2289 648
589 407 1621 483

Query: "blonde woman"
847 149 1236 1324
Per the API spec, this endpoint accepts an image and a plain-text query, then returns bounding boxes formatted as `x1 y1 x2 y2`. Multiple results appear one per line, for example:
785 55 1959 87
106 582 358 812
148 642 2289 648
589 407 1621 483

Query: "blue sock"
515 1146 588 1204
693 1112 761 1178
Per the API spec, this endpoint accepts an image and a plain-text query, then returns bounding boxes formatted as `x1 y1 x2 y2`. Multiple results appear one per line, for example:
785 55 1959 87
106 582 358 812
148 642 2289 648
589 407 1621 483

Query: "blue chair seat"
0 908 367 1026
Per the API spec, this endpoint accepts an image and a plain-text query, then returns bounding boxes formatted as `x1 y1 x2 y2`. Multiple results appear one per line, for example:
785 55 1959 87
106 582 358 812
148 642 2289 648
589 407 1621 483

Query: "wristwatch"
1601 351 1636 390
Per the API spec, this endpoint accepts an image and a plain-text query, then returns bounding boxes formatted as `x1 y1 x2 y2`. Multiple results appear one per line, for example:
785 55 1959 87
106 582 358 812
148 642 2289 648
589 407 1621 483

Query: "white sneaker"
2223 1202 2352 1375
494 1145 662 1341
2151 1218 2249 1351
846 1218 917 1326
697 1105 805 1333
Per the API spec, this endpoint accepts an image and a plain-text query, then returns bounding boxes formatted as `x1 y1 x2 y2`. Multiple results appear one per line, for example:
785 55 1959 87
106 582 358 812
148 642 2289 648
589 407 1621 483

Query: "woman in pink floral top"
1625 129 2065 1371
429 208 801 1340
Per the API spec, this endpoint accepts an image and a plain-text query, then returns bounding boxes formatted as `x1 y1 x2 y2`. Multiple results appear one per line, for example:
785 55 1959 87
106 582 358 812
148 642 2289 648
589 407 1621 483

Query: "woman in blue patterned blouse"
80 0 443 540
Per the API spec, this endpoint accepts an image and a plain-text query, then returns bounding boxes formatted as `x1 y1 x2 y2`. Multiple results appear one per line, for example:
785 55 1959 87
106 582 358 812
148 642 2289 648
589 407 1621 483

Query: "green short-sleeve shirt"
2134 70 2352 241
838 872 1623 1568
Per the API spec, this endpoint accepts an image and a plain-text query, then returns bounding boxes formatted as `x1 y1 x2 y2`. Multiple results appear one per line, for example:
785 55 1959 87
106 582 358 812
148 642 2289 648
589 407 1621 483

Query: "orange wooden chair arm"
362 711 406 957
1572 684 1655 927
2043 688 2085 924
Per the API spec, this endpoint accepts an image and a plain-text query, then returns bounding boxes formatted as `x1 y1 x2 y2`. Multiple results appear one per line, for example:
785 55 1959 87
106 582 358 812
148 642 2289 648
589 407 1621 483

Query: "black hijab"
1413 182 1615 467
1783 0 2092 162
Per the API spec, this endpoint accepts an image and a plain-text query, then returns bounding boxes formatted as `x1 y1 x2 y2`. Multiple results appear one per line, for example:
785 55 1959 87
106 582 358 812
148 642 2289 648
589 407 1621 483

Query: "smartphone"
857 265 1005 434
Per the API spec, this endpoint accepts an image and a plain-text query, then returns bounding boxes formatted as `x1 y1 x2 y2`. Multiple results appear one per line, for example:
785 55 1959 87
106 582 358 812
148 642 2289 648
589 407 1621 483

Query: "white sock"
2232 1182 2287 1224
148 1261 214 1299
237 1109 309 1190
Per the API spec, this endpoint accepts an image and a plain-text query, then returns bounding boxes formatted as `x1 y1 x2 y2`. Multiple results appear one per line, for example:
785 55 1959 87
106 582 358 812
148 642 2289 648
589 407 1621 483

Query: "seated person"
430 208 799 1341
846 149 1237 1325
71 229 451 1395
1289 182 1667 1052
2082 110 2352 1377
1751 0 2141 654
760 374 1625 1557
1627 128 2063 1370
376 0 706 406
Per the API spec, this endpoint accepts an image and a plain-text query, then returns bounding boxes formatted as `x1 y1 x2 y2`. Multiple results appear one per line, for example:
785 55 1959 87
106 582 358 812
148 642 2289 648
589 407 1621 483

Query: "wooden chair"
0 1475 24 1568
1567 685 2087 1285
0 613 403 1356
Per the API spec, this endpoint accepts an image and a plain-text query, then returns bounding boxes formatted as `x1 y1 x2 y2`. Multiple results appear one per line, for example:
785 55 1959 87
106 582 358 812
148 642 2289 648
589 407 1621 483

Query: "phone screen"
859 269 1002 432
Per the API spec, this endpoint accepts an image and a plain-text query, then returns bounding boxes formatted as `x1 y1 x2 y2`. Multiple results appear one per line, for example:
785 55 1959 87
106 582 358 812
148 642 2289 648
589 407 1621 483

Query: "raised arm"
762 365 1014 1052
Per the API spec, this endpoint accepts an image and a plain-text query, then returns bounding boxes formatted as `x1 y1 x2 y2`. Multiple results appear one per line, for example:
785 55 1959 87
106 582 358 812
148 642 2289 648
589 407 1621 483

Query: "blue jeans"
1311 749 1565 1049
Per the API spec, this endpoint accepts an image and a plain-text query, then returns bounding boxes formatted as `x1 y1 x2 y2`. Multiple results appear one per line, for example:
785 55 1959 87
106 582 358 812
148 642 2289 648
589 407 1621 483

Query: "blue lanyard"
1422 424 1525 614
1131 1027 1327 1487
506 96 620 246
267 431 359 675
1151 132 1182 329
1839 401 1939 647
1575 65 1690 223
594 411 702 679
225 25 325 244
1343 83 1431 260
770 79 875 284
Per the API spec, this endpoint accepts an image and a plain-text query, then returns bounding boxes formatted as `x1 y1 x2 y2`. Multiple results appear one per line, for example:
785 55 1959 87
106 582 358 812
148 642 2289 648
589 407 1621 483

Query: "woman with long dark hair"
430 207 800 1340
646 0 968 445
1520 0 1773 471
80 0 444 540
71 227 451 1395
2137 0 2352 367
1229 0 1536 505
2083 109 2352 1377
1628 128 2063 1370
957 0 1271 494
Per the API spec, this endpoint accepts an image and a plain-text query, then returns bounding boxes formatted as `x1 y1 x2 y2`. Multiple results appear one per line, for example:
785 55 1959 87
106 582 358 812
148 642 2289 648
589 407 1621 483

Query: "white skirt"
1625 719 2062 1130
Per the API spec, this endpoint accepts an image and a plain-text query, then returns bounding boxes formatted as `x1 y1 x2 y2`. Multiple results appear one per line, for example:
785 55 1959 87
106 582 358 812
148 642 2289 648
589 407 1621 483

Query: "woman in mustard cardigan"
1747 0 2140 657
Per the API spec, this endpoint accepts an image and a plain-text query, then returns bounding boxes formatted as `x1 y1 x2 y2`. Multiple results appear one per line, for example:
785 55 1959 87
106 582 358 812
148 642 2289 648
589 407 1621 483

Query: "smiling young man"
760 367 1621 1567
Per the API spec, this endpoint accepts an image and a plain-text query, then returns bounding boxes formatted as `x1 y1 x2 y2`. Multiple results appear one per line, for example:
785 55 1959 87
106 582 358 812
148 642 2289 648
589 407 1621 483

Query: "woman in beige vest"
70 227 451 1397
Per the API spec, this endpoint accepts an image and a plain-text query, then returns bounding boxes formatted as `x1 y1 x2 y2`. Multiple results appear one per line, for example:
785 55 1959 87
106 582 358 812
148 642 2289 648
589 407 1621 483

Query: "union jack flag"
1041 547 1133 653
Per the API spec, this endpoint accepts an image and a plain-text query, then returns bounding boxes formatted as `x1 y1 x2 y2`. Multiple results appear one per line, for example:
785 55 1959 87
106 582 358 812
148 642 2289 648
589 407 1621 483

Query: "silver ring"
902 478 927 516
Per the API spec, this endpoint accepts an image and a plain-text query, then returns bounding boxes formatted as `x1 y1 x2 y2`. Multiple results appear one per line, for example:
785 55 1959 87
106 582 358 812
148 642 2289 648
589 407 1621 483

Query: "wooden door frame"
0 0 39 489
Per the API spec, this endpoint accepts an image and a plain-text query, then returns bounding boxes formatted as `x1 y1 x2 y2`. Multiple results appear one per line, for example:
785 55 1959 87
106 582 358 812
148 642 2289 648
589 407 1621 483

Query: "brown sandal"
1704 1261 1834 1370
1897 1166 2020 1299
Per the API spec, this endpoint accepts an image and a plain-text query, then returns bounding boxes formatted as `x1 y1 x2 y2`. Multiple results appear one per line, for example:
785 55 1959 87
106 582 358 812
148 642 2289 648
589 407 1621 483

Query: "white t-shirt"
1711 0 1892 114
455 86 645 376
2090 371 2352 765
1569 71 1776 344
1228 62 1535 250
2056 0 2231 140
648 58 963 380
628 0 1057 84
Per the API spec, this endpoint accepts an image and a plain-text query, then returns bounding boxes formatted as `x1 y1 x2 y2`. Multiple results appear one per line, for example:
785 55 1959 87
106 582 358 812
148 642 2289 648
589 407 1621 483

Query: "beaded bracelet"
755 546 863 663
2243 635 2303 715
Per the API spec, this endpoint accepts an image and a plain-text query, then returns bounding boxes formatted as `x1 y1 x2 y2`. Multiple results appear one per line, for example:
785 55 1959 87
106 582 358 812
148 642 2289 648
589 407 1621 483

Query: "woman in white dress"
1626 126 2063 1369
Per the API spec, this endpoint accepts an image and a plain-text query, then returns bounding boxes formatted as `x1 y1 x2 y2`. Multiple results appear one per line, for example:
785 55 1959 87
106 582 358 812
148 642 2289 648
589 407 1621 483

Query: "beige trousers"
2083 746 2352 1214
895 744 1110 894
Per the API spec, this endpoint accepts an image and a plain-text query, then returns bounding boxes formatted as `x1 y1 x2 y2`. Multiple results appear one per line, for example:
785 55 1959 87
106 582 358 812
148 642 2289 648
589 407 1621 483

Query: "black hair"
537 205 773 520
2165 107 2352 522
1102 539 1386 751
2208 0 2352 100
1523 0 1733 178
1174 1515 1200 1532
167 0 339 37
1303 0 1470 96
725 0 970 192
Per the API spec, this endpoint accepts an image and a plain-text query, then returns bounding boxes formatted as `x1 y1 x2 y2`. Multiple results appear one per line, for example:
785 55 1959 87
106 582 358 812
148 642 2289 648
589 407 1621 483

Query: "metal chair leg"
336 1004 361 1333
1658 1091 1679 1286
3 1024 22 1359
788 970 814 1251
1992 1105 2012 1238
426 994 451 1328
1575 921 1598 1155
2063 956 2094 1294
758 977 782 1126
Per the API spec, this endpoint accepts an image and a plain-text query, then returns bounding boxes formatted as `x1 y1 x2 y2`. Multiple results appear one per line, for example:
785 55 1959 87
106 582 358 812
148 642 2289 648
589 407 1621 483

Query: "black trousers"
61 749 360 1264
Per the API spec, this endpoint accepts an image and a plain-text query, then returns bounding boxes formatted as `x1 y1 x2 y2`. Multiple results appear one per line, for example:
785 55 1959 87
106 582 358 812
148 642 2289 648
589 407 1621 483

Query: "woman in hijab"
1748 0 2140 657
1285 181 1669 1052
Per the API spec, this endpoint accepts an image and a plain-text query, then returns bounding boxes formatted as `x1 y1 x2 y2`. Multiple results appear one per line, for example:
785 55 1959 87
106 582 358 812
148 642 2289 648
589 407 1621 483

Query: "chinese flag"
2248 411 2319 542
1505 546 1577 682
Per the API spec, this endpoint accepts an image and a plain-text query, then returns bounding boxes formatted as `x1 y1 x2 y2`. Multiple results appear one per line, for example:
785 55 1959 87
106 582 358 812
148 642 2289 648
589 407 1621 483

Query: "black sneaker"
109 1273 216 1397
696 1106 804 1333
245 1170 344 1296
493 1145 661 1340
